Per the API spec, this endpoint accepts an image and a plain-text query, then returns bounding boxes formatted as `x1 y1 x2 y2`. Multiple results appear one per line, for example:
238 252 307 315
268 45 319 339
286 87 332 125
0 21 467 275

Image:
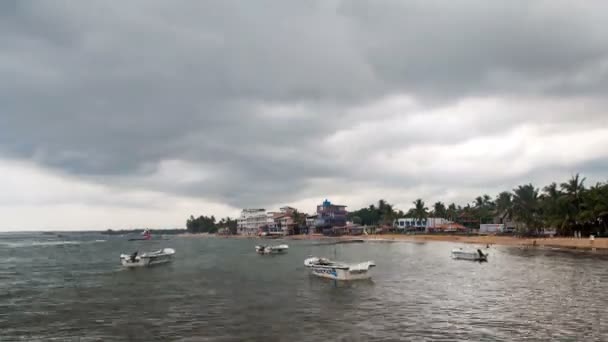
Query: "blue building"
315 199 347 232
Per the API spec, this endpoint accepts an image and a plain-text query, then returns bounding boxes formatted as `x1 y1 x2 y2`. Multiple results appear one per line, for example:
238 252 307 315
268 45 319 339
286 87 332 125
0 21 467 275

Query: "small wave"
0 239 107 248
0 240 80 248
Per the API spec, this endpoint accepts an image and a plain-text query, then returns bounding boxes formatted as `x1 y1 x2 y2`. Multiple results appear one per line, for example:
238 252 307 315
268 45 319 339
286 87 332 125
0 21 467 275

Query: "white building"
394 217 452 231
237 209 267 235
479 223 504 234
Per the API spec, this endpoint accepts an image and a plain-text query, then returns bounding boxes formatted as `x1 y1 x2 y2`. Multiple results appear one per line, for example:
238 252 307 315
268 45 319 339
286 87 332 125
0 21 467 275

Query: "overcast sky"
2 1 608 230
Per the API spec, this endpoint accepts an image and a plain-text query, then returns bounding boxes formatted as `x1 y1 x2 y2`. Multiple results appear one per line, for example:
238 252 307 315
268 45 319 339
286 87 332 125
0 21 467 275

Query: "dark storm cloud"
2 0 608 208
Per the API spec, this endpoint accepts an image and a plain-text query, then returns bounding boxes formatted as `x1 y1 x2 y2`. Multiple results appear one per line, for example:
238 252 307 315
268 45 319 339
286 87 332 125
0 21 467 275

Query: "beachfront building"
306 215 318 231
237 209 267 235
263 212 282 235
315 199 347 233
263 206 298 235
394 217 453 232
492 213 517 233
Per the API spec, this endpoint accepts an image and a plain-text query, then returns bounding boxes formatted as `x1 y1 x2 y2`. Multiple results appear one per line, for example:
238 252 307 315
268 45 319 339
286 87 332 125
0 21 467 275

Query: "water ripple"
1 235 608 340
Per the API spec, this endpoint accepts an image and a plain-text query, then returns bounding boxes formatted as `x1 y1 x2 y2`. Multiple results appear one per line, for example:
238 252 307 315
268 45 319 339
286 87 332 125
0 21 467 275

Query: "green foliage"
432 202 447 219
411 199 428 220
217 217 238 234
512 184 542 235
186 174 608 237
187 215 237 234
473 194 495 224
347 199 402 226
290 209 306 226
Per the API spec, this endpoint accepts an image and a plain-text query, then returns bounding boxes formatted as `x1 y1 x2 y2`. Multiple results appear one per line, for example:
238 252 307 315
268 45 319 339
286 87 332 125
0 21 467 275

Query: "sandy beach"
327 234 608 250
179 232 608 250
281 233 608 250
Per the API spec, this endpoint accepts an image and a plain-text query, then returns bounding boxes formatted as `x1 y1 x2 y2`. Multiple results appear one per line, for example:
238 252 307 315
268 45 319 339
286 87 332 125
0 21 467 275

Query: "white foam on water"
0 239 105 248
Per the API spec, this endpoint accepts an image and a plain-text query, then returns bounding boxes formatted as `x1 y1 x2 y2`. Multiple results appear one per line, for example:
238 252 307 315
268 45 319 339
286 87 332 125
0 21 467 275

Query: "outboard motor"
130 251 138 262
477 249 485 259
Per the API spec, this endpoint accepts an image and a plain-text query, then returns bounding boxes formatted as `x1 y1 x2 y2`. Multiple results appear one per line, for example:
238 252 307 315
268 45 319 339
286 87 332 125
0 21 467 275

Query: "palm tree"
447 203 457 222
580 182 608 234
474 194 495 224
540 182 569 233
433 201 447 218
561 173 586 205
512 184 541 235
560 173 586 227
291 209 306 226
377 199 396 224
495 191 513 223
412 199 428 221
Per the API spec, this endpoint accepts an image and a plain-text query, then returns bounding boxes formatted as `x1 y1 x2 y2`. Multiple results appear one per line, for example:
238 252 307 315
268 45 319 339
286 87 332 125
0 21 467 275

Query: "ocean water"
1 232 607 341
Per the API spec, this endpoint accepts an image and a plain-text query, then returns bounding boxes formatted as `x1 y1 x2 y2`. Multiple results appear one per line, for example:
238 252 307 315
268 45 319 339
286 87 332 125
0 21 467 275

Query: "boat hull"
120 248 175 267
304 257 375 280
308 265 372 280
255 244 288 255
451 249 488 261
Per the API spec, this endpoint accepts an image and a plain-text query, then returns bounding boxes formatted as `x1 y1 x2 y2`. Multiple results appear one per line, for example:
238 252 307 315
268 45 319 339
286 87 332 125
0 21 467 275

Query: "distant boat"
128 229 152 241
304 256 375 280
255 244 289 254
451 248 488 262
120 248 175 267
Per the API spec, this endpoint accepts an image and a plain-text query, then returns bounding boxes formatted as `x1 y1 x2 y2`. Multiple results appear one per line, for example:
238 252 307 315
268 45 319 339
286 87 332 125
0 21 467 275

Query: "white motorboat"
120 248 175 267
255 244 289 254
304 256 375 280
451 248 488 261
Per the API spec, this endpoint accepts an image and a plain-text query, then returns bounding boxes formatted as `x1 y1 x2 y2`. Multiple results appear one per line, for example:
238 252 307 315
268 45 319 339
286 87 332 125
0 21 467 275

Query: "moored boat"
120 248 175 267
128 229 152 241
304 256 375 280
451 248 488 261
255 244 289 254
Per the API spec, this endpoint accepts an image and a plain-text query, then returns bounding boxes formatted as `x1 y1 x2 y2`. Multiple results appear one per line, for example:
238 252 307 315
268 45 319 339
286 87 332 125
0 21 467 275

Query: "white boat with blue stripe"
304 256 375 280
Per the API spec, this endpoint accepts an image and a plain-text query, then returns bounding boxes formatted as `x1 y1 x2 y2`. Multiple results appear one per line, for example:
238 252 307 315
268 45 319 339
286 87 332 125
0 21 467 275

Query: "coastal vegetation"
186 215 238 234
347 174 608 237
184 174 607 238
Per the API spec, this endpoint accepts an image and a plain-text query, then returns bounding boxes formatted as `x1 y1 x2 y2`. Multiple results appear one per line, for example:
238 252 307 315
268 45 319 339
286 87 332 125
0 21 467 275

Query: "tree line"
347 174 608 236
186 215 238 234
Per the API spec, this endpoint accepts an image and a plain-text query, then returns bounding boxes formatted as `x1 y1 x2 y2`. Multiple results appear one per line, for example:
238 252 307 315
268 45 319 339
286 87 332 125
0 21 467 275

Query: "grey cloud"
2 0 608 208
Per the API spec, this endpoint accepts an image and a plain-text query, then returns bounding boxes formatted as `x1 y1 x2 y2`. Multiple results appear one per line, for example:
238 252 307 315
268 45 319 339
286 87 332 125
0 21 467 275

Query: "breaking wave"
0 240 106 248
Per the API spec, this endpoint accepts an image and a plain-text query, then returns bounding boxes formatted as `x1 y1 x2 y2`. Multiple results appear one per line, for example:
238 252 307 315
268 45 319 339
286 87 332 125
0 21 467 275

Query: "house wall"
237 209 267 235
395 217 452 231
315 200 347 228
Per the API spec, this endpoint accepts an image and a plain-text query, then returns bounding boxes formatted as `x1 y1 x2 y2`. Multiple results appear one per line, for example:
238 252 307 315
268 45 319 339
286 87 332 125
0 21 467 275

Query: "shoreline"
179 232 608 250
355 234 608 251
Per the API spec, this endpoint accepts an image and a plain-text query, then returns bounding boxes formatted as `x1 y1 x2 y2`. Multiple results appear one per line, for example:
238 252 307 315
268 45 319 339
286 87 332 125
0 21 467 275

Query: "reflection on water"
1 233 607 341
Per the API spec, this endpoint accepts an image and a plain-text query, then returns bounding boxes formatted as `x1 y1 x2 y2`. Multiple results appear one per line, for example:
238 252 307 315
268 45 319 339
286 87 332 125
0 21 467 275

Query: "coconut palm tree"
433 201 447 218
512 184 541 235
560 174 586 227
495 191 513 222
447 203 458 222
561 174 586 206
474 194 495 224
580 182 608 234
411 199 428 221
540 182 569 233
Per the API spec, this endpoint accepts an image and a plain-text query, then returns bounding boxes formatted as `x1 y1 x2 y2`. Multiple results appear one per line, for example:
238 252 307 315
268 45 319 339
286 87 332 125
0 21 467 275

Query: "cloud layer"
2 1 608 229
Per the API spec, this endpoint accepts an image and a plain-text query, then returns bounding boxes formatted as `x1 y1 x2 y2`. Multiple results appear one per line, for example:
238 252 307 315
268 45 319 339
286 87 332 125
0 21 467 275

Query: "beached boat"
451 248 488 261
304 256 375 280
255 244 289 254
120 248 175 267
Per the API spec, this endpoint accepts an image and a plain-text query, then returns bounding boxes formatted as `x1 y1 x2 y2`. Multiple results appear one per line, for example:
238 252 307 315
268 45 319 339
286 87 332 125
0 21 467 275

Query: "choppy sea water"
1 232 607 341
